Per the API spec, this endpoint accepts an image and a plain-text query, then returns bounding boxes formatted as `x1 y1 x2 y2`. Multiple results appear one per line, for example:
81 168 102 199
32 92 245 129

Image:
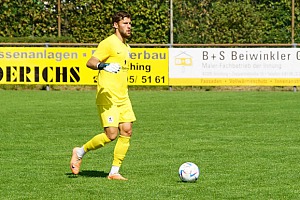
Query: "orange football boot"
70 147 82 175
107 173 128 181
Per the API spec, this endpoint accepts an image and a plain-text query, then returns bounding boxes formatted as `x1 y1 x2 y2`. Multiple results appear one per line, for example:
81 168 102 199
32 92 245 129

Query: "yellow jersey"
93 34 131 105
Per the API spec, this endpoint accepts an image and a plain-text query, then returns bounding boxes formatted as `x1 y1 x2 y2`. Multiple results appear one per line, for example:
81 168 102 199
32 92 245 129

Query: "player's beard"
120 30 131 39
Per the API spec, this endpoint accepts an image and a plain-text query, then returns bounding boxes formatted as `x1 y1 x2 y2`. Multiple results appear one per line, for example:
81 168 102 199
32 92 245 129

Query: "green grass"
0 90 300 199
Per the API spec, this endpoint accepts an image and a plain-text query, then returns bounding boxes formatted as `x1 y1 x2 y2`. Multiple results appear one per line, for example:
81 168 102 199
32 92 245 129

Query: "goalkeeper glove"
97 62 121 73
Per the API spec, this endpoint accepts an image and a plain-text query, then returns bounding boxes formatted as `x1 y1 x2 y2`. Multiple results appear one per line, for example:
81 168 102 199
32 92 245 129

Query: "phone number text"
128 75 166 84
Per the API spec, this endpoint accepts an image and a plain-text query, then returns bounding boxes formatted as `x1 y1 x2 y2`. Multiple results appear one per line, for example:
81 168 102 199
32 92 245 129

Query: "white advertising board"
169 48 300 86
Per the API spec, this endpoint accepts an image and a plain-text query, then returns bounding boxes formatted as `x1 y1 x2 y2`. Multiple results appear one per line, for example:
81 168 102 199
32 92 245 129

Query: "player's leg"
108 101 136 180
70 105 118 175
108 123 132 180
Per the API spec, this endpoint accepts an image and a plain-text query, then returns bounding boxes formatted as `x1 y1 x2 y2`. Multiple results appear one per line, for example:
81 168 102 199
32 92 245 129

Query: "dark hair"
112 11 131 24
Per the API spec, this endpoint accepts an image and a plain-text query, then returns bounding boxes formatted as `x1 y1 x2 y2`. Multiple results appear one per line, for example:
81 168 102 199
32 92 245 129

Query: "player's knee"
120 126 132 137
106 132 118 141
104 128 119 141
120 123 132 137
121 129 132 137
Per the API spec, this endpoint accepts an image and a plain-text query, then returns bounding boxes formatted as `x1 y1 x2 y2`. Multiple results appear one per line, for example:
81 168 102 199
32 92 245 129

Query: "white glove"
103 63 121 73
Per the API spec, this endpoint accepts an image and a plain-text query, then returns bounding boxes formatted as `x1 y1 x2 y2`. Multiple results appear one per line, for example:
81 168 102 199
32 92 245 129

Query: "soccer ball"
178 162 199 182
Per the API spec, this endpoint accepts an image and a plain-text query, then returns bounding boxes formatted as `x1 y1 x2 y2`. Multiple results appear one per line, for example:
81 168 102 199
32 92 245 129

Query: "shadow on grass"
66 170 109 178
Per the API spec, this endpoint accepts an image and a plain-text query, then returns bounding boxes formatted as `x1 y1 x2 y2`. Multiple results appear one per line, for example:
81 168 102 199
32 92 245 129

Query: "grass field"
1 89 300 199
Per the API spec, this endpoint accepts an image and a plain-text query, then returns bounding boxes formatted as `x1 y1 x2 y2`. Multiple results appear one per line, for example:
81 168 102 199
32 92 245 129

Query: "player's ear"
113 22 118 29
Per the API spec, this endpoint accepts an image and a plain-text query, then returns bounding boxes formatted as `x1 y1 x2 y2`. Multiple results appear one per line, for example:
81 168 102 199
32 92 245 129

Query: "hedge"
0 0 299 44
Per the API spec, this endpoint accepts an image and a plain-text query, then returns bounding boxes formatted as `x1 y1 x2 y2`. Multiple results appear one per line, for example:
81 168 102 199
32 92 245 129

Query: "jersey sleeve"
92 40 110 62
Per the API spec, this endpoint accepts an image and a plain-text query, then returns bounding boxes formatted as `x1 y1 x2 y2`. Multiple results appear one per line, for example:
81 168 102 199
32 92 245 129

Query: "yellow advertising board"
128 48 168 85
0 47 168 85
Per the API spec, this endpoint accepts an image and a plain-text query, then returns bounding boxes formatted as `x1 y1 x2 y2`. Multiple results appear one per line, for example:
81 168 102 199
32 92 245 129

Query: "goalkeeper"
70 10 136 181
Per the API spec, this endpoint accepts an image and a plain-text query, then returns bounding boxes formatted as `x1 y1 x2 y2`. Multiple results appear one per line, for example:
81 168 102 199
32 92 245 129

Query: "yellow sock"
112 135 131 167
83 133 111 152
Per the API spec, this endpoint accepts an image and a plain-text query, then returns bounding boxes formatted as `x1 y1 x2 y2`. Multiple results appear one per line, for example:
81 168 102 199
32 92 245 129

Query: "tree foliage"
0 0 299 44
0 0 57 37
173 0 300 44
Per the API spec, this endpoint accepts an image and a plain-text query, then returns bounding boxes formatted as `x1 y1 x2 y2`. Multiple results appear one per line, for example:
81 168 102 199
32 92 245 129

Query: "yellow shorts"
97 99 136 128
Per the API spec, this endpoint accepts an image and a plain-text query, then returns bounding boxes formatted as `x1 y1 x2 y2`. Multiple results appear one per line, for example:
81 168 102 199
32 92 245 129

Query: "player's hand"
103 63 121 73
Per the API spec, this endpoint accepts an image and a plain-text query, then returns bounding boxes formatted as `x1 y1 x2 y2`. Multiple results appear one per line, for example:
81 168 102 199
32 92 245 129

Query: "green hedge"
173 0 300 44
0 36 76 43
0 0 299 44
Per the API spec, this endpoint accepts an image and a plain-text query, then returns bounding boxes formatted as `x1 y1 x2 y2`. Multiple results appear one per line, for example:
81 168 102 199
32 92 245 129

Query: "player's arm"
86 56 100 70
86 56 120 73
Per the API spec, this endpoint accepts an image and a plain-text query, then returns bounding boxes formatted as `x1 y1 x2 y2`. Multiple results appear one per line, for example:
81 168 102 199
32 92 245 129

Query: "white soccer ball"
178 162 200 182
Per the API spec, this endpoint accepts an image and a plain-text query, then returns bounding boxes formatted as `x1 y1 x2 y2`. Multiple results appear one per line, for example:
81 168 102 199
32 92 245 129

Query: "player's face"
114 17 131 38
